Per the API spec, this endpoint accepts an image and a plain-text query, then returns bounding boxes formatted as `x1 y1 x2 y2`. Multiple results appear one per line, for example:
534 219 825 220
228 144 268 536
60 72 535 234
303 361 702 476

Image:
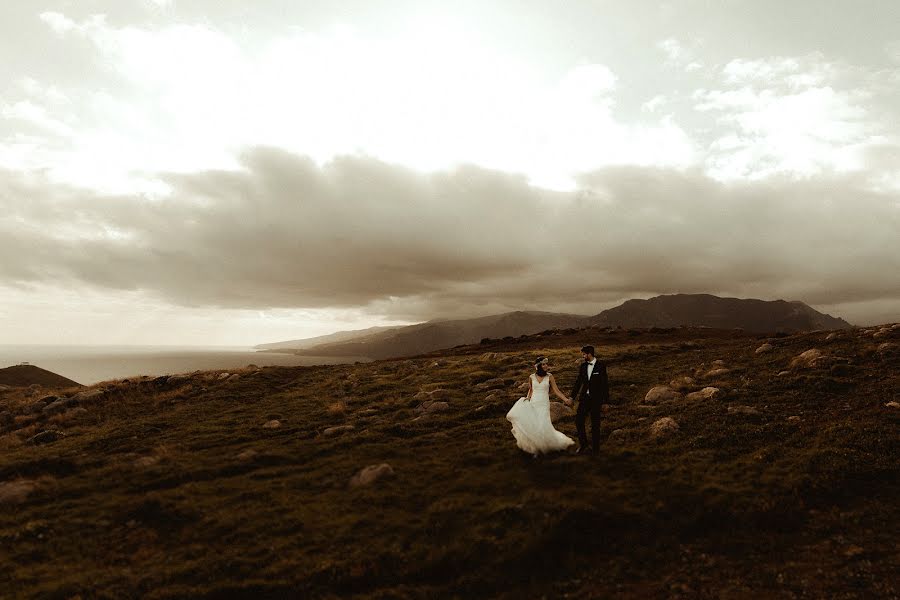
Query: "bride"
506 357 575 456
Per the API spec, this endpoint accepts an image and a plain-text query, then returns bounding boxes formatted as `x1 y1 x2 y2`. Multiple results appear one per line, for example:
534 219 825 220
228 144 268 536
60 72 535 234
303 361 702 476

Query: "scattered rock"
712 360 727 367
873 328 890 339
777 371 791 377
237 449 258 461
825 332 840 341
24 400 50 415
262 419 281 429
0 480 38 504
43 398 78 415
685 387 721 401
73 389 105 401
38 395 60 404
787 416 802 423
549 402 574 423
608 428 627 443
134 456 160 467
322 425 356 436
844 545 865 558
885 402 900 409
755 343 774 354
26 430 64 445
227 374 241 381
349 463 394 488
421 401 449 414
644 386 682 404
877 342 897 354
152 375 170 386
669 376 695 390
702 368 732 379
246 364 259 369
650 417 679 438
790 349 824 369
166 375 191 385
217 372 231 380
727 405 761 416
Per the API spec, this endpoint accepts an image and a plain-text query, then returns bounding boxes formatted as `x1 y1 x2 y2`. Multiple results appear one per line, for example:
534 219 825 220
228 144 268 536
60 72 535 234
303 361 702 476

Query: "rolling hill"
0 364 83 389
1 322 898 597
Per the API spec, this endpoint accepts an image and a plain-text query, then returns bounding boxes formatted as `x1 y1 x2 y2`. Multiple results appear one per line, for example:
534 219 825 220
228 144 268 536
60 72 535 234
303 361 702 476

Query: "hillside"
591 293 852 332
264 295 852 360
0 364 83 389
1 323 898 598
254 325 398 351
289 310 589 359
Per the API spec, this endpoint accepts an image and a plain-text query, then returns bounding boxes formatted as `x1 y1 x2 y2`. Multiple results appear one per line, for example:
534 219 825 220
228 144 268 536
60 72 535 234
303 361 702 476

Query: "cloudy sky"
1 0 898 346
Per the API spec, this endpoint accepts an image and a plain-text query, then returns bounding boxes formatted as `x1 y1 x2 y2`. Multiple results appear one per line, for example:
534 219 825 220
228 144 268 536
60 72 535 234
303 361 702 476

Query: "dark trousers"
575 393 601 449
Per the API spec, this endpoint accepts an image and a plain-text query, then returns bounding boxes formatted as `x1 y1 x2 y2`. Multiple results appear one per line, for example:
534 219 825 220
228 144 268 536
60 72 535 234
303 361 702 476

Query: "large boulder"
644 386 681 404
349 463 394 488
650 417 680 439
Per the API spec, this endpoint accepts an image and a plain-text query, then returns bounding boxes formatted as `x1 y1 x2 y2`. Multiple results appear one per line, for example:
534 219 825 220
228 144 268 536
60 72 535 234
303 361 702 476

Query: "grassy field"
1 325 898 599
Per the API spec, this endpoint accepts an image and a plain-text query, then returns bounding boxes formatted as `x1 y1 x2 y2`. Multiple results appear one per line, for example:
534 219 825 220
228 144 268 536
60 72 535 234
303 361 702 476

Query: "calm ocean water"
0 345 370 386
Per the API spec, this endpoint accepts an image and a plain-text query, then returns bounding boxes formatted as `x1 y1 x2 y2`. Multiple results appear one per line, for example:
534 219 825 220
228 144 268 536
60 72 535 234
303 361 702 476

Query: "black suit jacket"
569 360 610 404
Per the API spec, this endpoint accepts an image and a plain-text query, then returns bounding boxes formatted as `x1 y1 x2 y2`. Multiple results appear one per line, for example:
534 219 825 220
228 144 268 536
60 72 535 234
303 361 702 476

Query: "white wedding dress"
506 373 575 456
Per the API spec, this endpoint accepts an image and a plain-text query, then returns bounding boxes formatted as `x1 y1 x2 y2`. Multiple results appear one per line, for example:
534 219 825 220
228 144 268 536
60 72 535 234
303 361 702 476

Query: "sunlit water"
0 345 370 386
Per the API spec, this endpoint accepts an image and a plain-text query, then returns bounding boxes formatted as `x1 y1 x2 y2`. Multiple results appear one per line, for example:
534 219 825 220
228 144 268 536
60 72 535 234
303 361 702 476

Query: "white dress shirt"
586 358 596 379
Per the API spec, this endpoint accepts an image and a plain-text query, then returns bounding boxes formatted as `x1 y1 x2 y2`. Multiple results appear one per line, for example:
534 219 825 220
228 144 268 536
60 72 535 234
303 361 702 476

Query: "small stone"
685 387 721 401
217 372 231 380
349 463 394 488
844 545 865 558
644 386 681 404
727 405 761 416
422 401 449 413
43 398 77 415
0 480 38 504
227 373 241 381
790 349 824 369
825 332 840 341
237 449 258 461
134 456 160 467
777 370 791 377
322 425 356 436
877 342 897 353
26 430 64 445
262 419 281 429
755 343 774 354
787 415 802 423
669 376 695 389
884 402 900 409
712 360 727 367
650 417 679 438
702 368 731 379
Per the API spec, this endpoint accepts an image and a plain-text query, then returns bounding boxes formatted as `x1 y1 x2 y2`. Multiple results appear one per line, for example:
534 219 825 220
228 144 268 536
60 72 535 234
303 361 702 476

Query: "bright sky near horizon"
1 0 899 345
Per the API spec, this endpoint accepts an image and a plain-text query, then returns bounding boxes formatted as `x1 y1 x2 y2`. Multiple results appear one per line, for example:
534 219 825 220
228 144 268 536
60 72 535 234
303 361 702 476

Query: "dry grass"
0 324 898 598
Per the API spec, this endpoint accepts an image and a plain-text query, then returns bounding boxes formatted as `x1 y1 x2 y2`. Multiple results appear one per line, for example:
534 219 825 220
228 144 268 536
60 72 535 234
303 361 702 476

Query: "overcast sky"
1 1 898 345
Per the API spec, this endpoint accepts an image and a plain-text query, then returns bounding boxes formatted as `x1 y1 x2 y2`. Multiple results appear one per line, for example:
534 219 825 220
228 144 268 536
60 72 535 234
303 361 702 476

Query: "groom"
569 345 610 456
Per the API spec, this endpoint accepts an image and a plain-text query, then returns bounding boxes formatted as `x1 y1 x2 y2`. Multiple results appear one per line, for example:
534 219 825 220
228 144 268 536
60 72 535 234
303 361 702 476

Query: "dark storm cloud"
1 147 898 321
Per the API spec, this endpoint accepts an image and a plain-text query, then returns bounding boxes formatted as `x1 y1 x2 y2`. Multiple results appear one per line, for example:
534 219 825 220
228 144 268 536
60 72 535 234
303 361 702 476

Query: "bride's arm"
549 374 571 404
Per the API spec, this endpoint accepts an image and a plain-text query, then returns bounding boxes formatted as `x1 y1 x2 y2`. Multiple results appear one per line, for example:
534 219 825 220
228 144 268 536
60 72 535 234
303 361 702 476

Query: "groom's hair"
581 345 595 356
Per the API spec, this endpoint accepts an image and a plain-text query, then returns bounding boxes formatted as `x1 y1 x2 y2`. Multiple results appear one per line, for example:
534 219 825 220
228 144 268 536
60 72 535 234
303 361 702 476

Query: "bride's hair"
534 356 549 376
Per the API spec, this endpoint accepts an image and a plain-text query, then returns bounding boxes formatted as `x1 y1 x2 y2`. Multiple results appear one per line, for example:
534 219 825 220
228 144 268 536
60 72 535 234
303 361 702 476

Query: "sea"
0 345 370 386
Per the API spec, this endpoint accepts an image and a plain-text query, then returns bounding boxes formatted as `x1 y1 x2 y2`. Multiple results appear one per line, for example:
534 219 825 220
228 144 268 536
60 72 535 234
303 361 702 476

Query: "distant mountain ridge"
259 294 852 360
589 294 852 332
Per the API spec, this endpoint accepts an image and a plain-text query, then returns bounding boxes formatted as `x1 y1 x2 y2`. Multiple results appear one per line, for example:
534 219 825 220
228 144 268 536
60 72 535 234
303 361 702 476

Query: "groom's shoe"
574 444 591 455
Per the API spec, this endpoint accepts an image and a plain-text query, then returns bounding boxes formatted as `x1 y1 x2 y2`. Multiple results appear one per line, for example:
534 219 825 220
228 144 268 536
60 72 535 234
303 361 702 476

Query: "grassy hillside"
1 325 898 598
0 364 83 388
